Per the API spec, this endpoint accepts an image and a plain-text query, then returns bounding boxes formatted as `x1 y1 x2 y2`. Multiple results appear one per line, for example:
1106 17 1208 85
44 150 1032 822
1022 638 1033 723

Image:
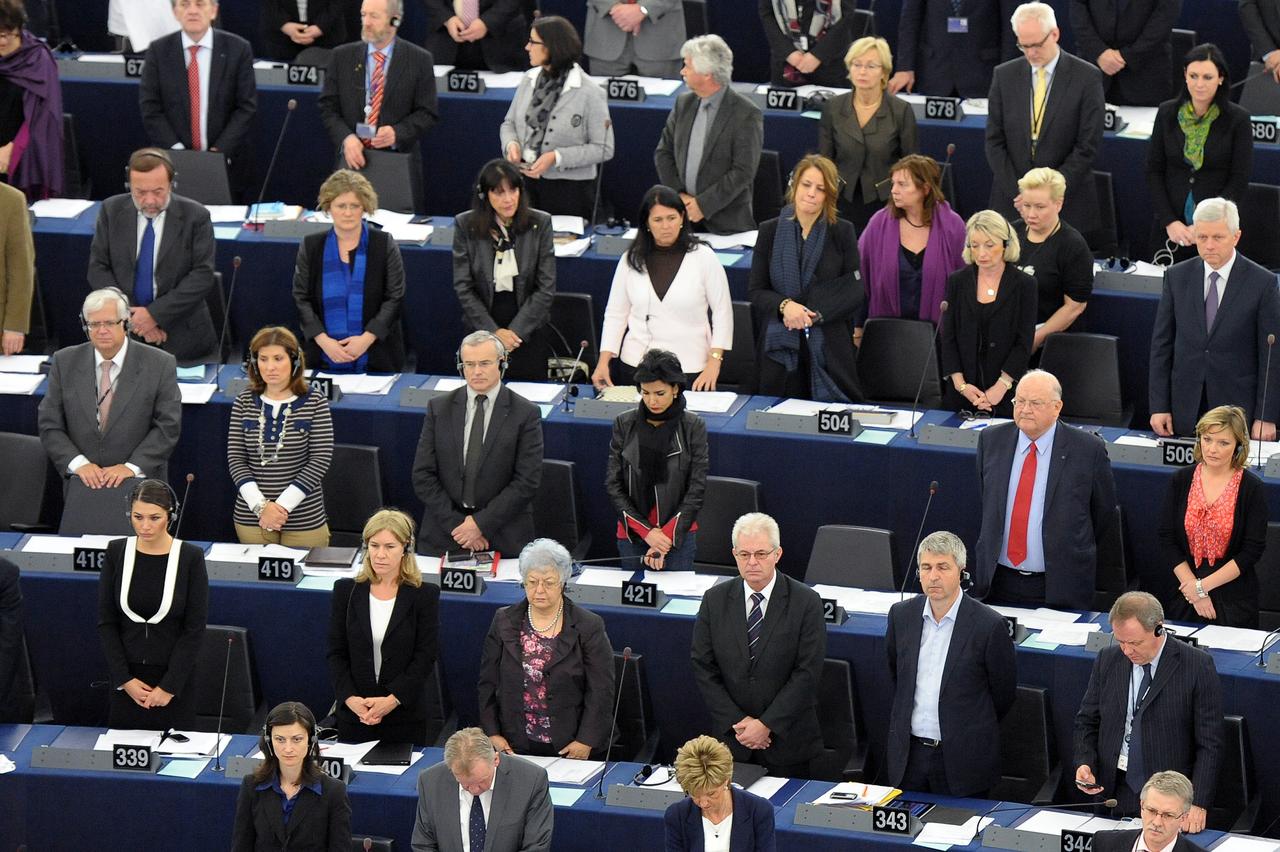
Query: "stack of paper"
178 383 218 404
701 231 758 250
30 198 95 219
206 543 309 564
0 354 48 373
915 816 993 849
479 70 526 88
551 216 585 235
205 205 249 223
990 606 1082 632
247 202 303 221
812 584 916 614
810 782 900 807
573 567 631 588
684 391 738 414
641 571 722 597
520 755 605 785
315 373 399 395
504 382 565 403
554 237 591 258
0 374 43 395
22 534 116 554
1190 625 1277 653
93 730 230 757
1035 623 1101 646
1016 811 1128 835
383 223 434 245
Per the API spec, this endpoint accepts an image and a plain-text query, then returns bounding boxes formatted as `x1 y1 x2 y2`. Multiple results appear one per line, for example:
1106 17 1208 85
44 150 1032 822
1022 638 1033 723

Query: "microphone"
908 300 948 439
1255 627 1280 668
175 473 195 539
1231 64 1274 89
1257 333 1275 469
943 143 956 166
247 99 298 229
213 256 241 368
211 634 234 773
901 481 939 600
597 645 632 799
559 339 589 411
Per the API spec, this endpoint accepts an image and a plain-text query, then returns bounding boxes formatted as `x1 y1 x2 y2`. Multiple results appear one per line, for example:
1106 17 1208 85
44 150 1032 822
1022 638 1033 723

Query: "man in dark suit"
411 331 543 557
654 35 763 235
411 727 553 852
1150 196 1280 439
886 531 1017 797
974 369 1117 608
1074 592 1222 828
138 0 257 199
0 558 22 722
985 2 1105 237
37 288 182 487
1092 771 1209 852
889 0 1018 98
691 512 826 776
422 0 526 72
87 148 218 366
318 0 439 172
1069 0 1181 106
1240 0 1280 82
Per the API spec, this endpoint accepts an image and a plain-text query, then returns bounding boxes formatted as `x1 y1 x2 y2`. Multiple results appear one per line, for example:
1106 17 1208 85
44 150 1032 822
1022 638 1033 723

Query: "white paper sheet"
519 755 605 785
22 534 116 554
640 571 722 597
554 237 591 258
1035 623 1101 645
1210 837 1280 852
914 816 993 848
114 0 181 50
1189 625 1278 653
383 223 434 244
551 216 585 235
155 732 231 757
205 543 309 564
959 417 1013 430
1113 435 1160 447
0 354 49 373
315 373 399 395
810 585 916 614
205 205 249 223
368 209 415 228
700 231 758 250
317 740 379 763
572 567 632 588
810 781 899 806
684 391 738 413
95 729 163 750
504 382 565 403
433 377 466 391
76 53 126 64
0 374 43 395
178 383 217 404
478 71 527 88
1016 811 1130 835
746 776 789 798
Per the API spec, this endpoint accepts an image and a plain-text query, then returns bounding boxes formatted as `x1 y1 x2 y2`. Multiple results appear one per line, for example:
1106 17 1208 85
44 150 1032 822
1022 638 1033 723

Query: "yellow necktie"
1031 66 1047 141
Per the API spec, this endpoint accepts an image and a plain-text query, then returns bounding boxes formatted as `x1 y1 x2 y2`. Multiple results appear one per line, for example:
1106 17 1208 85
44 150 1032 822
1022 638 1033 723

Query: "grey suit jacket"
984 50 1105 233
139 29 258 155
318 38 439 152
1241 0 1280 59
410 753 553 852
37 339 182 481
654 87 763 235
86 193 218 364
452 209 556 339
498 65 614 182
819 92 919 205
583 0 685 62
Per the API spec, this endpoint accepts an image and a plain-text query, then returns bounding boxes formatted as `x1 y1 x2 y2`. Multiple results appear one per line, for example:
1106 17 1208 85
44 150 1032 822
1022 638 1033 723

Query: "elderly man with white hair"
1150 196 1280 440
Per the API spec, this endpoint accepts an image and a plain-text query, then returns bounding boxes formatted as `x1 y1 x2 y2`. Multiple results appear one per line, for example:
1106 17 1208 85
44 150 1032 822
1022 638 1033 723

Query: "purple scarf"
857 201 966 324
0 32 63 200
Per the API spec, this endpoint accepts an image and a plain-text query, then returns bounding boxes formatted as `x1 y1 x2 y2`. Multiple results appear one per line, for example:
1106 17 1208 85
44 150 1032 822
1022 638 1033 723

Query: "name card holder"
915 423 980 449
793 802 924 838
31 743 160 774
564 580 669 611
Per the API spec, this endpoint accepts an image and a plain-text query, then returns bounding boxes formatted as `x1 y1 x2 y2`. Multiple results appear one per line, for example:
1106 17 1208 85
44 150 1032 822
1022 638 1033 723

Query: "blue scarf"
321 224 369 373
764 207 849 402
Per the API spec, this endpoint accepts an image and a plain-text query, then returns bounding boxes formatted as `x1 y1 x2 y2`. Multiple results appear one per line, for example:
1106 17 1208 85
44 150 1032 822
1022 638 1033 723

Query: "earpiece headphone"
260 701 320 760
389 14 401 27
455 332 509 378
82 287 133 337
916 565 973 588
124 478 182 532
1101 256 1134 273
1153 621 1165 637
1152 240 1179 268
245 343 303 381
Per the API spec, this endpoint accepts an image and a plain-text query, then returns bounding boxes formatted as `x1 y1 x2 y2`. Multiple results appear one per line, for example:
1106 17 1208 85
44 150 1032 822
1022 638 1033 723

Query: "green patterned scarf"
1177 100 1220 172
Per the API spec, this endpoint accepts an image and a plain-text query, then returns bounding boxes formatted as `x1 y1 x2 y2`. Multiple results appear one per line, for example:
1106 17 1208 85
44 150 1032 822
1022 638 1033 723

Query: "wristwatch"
639 5 649 14
709 351 723 361
251 499 267 518
778 298 792 317
1195 580 1207 599
957 382 969 393
999 375 1014 391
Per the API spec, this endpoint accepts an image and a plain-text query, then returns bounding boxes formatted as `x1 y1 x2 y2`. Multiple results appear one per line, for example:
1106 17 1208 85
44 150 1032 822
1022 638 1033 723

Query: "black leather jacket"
605 408 709 546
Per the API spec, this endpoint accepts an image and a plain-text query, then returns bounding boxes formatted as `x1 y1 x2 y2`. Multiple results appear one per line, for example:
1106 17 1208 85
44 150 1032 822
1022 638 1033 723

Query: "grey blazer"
452 209 556 339
499 64 614 182
819 92 919 205
583 0 685 62
410 753 553 852
37 339 182 482
86 193 218 364
654 87 763 235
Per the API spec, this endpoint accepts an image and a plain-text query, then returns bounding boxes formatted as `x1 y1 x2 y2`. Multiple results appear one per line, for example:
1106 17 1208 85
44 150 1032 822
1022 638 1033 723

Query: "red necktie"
364 51 386 148
188 45 202 151
1006 441 1037 567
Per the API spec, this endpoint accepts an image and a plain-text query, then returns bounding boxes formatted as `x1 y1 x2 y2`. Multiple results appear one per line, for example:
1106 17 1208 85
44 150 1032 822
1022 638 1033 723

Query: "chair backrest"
0 629 36 723
856 318 940 408
805 525 896 591
294 46 334 68
546 291 598 381
58 479 134 536
1241 62 1280 118
753 149 783 225
716 300 757 392
323 444 384 547
0 432 53 530
360 150 423 214
206 270 228 364
990 685 1057 804
533 459 592 559
1093 505 1129 613
1209 715 1257 832
1238 183 1280 271
1170 29 1197 100
420 660 453 748
1090 171 1118 259
613 652 659 764
167 149 232 206
848 9 876 38
682 0 707 37
62 112 90 199
1256 523 1280 631
694 476 761 570
808 658 860 782
190 625 262 733
1038 333 1127 426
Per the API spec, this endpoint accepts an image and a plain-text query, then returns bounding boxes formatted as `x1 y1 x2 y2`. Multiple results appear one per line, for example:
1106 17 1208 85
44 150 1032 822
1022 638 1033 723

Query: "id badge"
947 16 969 33
356 122 376 140
1117 752 1128 772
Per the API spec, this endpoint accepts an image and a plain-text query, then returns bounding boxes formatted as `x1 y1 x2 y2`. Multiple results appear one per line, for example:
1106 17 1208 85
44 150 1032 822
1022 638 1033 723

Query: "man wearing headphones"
1074 592 1223 828
885 531 1017 797
87 148 219 366
38 288 182 489
411 330 543 556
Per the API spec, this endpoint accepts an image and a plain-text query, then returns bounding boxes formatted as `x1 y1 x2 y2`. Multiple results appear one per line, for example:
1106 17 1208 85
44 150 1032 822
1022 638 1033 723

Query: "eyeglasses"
461 360 498 371
1016 32 1053 52
0 30 21 43
732 548 777 563
1012 397 1052 409
526 38 544 46
523 578 561 590
1141 805 1186 822
849 62 882 72
85 320 126 332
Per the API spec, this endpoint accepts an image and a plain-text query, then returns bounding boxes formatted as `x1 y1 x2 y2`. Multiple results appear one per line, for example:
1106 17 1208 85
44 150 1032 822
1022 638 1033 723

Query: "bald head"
1013 370 1063 440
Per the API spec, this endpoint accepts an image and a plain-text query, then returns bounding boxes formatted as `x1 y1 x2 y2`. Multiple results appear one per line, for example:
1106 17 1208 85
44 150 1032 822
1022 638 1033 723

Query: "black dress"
940 264 1037 417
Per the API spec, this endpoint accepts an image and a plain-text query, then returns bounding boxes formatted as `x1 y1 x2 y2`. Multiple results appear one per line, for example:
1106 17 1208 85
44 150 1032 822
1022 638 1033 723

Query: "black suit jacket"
139 30 257 157
327 578 440 742
477 598 616 753
985 51 1105 233
1149 252 1280 436
1146 100 1253 229
292 228 407 372
1092 830 1207 852
663 786 777 851
86 193 218 364
896 0 1017 97
318 38 439 152
939 264 1038 412
691 572 826 766
1240 0 1280 59
885 593 1018 796
452 209 556 340
260 0 348 61
1069 0 1182 106
422 0 527 71
973 420 1118 608
411 384 543 556
0 559 21 721
756 0 858 88
231 772 352 852
1073 635 1223 808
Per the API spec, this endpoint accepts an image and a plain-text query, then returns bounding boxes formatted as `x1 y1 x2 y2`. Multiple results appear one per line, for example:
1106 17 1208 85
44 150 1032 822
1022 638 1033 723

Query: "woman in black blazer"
97 479 208 729
232 701 351 852
1146 43 1253 263
1159 406 1269 628
327 509 440 745
292 169 406 373
478 538 615 759
750 154 864 403
664 735 776 852
454 158 556 381
940 210 1037 418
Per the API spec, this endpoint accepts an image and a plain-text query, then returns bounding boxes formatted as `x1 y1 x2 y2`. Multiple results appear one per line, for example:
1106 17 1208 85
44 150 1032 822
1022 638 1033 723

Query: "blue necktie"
469 795 486 851
747 592 764 663
1126 663 1153 793
134 217 156 307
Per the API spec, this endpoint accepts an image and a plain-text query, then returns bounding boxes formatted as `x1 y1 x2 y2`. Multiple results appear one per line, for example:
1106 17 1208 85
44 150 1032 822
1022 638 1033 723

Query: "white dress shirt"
179 29 214 151
462 383 501 458
457 775 495 852
702 812 734 852
742 571 778 620
910 593 963 740
1203 251 1237 300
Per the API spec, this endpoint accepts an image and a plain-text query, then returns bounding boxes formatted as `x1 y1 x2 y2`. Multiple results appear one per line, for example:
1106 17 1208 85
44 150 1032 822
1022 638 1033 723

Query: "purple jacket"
858 201 965 324
0 31 63 200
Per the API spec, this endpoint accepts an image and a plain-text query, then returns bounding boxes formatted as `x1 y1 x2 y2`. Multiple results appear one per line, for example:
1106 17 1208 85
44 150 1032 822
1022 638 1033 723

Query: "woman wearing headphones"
231 701 352 852
227 326 334 548
327 509 440 744
453 158 556 381
97 478 208 729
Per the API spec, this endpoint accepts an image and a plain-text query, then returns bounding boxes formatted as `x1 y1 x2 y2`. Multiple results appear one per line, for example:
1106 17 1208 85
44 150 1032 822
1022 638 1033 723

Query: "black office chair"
809 658 870 782
421 660 455 748
26 268 53 354
533 459 592 559
1241 62 1280 117
1170 29 1197 99
1093 506 1131 613
0 432 56 532
1256 523 1280 631
203 269 229 365
546 291 597 382
693 476 762 574
990 685 1059 805
939 160 958 215
1089 170 1119 259
322 444 384 548
1208 715 1261 832
716 300 757 393
349 838 393 852
804 525 896 591
753 149 783 225
294 46 334 68
359 150 423 214
1238 183 1280 271
856 318 940 408
62 112 90 199
190 625 267 733
0 632 50 724
168 149 232 205
613 651 659 764
682 0 708 37
58 479 133 536
847 8 876 38
1038 333 1131 427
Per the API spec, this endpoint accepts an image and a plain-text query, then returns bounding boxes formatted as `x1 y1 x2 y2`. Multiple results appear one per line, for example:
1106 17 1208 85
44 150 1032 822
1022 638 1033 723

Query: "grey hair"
1141 771 1193 813
459 329 508 360
1011 2 1057 32
518 538 574 585
82 288 130 321
918 531 967 571
1018 369 1063 401
443 727 496 771
1192 197 1241 234
681 35 734 87
731 512 780 550
1109 591 1165 632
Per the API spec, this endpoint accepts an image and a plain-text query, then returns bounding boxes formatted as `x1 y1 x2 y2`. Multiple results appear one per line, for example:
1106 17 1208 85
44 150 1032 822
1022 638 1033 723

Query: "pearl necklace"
528 601 564 636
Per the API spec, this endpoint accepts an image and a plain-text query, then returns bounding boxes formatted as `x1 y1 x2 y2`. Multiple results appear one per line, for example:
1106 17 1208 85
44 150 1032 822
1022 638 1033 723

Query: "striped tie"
364 51 386 147
747 592 764 662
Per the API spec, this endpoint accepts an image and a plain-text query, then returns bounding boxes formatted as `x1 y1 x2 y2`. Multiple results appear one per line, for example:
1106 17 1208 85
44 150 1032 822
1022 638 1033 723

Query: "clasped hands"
281 21 324 46
123 678 174 708
75 463 137 489
316 331 376 364
129 306 167 345
785 50 821 75
642 527 673 571
733 716 771 750
452 515 489 551
345 694 399 726
489 733 592 759
259 501 289 532
445 15 488 43
1177 577 1218 620
342 127 397 169
609 3 647 34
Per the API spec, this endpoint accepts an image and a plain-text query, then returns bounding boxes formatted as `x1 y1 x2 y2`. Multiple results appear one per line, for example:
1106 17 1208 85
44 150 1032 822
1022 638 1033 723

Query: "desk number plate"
817 409 857 437
124 55 146 78
447 69 484 94
1062 830 1094 852
924 96 962 121
1251 117 1279 145
441 566 483 595
1161 439 1196 466
258 557 297 582
764 88 800 111
286 64 324 86
606 78 645 102
73 547 107 572
872 805 911 835
112 745 153 771
621 579 658 608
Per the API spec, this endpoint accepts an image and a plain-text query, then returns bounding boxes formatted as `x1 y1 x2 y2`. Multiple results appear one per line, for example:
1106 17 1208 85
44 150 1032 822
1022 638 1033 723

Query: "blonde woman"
664 735 776 851
1010 167 1092 350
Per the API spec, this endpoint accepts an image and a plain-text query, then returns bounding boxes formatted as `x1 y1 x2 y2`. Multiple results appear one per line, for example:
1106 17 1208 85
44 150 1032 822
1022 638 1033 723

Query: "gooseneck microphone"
560 339 588 411
175 473 195 539
977 796 1119 833
1255 627 1280 668
908 301 948 439
597 645 632 800
211 634 234 773
1257 333 1275 469
901 481 939 600
213 256 241 368
248 99 298 229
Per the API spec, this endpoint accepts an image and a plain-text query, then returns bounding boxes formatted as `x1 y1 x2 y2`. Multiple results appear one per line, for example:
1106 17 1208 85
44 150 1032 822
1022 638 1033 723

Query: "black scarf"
636 393 686 486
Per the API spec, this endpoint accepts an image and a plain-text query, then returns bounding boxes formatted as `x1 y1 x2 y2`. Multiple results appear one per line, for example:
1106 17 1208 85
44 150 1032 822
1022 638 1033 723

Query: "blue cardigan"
663 786 776 852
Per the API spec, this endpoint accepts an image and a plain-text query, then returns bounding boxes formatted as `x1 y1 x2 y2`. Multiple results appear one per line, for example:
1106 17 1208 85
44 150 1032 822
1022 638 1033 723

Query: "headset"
477 163 525 199
260 701 321 760
124 478 182 532
915 564 972 588
245 338 304 382
1153 621 1165 637
81 287 133 336
389 14 401 27
456 331 509 378
123 148 178 191
1100 256 1134 274
1152 239 1179 268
